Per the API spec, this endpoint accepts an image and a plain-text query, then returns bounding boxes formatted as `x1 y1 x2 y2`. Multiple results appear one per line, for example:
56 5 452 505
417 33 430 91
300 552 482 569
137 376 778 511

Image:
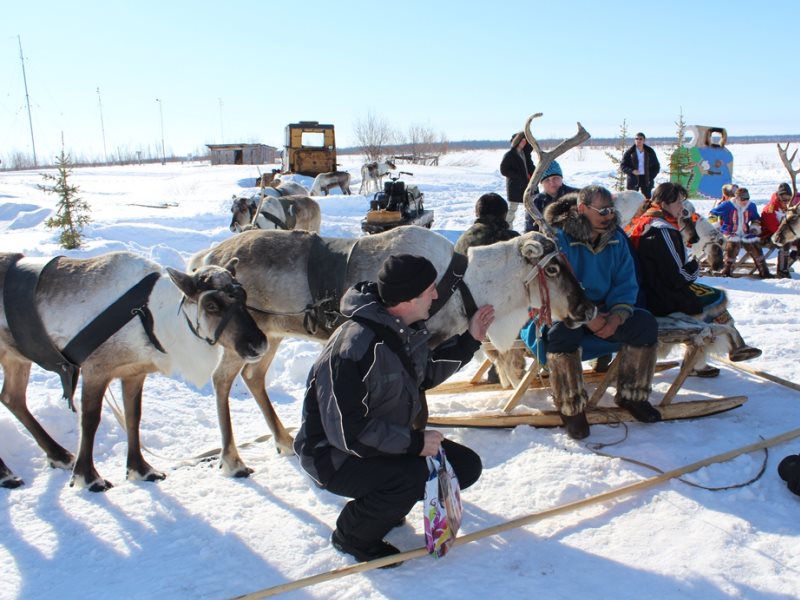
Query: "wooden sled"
428 315 748 428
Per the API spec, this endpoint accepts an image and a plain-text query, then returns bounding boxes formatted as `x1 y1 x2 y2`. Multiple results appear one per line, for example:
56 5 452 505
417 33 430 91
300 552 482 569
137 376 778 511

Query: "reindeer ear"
166 267 198 298
223 257 239 276
520 239 545 262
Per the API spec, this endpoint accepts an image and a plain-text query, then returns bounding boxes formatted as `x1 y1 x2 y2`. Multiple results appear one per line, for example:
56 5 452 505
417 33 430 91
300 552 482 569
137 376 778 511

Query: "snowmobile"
360 172 434 234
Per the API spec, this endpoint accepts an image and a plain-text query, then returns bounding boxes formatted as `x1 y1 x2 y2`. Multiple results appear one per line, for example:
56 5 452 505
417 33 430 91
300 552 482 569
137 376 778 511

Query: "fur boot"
709 309 762 362
547 351 590 439
720 241 738 277
777 249 792 278
615 344 662 423
754 255 773 279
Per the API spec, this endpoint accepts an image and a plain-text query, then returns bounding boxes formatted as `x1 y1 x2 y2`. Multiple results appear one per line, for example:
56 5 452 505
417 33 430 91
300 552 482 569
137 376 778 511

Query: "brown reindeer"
187 225 597 476
0 252 266 491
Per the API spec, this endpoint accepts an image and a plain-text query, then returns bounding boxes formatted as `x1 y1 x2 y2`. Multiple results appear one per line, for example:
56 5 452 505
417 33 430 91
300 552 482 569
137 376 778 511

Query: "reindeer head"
167 258 267 361
773 204 800 246
519 232 596 328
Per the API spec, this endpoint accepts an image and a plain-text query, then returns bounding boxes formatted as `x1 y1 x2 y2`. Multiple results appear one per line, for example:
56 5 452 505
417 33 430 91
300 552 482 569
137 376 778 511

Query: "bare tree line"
352 110 449 164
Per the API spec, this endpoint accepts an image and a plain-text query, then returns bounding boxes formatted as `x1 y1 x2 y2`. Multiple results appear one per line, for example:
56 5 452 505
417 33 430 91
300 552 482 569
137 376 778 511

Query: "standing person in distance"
500 131 535 229
621 132 661 199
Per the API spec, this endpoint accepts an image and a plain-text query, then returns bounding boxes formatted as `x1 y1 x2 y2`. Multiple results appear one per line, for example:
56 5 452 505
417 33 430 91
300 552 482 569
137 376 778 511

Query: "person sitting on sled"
538 184 661 440
628 182 761 378
709 187 773 278
760 182 799 278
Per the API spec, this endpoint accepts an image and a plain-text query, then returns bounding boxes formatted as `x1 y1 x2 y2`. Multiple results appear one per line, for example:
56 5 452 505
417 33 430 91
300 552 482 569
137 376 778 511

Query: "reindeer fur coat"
454 215 520 255
544 195 638 321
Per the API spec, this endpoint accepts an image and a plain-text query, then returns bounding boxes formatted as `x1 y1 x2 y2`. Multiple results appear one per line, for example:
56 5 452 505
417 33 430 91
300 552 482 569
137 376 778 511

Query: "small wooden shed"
206 143 278 166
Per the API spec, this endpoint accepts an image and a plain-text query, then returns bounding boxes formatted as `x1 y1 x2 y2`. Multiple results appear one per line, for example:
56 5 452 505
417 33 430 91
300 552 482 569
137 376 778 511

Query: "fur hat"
541 161 563 182
777 182 792 196
377 254 437 304
476 193 508 219
735 187 750 201
721 183 738 198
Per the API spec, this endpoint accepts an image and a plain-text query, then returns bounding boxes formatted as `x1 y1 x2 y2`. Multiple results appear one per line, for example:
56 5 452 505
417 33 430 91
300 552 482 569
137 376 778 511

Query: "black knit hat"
476 193 508 218
377 254 437 304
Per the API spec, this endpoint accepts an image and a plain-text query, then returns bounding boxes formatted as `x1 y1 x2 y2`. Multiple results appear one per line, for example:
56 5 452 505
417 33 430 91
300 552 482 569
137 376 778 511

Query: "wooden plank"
429 360 681 396
720 359 800 393
427 396 747 428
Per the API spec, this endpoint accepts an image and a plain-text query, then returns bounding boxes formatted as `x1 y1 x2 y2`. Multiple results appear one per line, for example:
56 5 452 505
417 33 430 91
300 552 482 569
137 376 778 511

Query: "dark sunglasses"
635 137 644 140
587 205 615 216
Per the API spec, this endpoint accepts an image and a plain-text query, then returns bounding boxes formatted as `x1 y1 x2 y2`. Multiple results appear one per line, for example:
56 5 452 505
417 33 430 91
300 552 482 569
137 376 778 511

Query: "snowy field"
1 143 799 600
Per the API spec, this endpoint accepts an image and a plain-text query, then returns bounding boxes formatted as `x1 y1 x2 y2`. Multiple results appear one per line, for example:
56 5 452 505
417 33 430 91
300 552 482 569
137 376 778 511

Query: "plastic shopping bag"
423 447 463 558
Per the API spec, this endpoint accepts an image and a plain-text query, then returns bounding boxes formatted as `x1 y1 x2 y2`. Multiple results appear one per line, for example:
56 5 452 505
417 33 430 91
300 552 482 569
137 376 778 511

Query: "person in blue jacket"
541 185 660 439
709 187 772 278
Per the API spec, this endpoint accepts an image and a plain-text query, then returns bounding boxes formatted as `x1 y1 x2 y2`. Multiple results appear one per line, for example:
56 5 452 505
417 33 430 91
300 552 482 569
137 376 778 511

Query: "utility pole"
97 87 108 163
219 98 224 142
17 35 37 167
156 98 165 165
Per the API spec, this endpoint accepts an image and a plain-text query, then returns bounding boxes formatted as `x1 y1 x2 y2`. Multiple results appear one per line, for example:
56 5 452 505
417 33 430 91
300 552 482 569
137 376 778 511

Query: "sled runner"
428 314 749 428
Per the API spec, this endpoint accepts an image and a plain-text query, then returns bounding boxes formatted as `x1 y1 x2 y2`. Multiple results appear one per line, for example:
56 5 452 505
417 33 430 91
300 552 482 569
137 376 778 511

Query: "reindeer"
771 143 800 275
0 252 266 491
229 194 321 233
187 226 597 476
683 200 725 272
309 171 351 196
359 159 397 195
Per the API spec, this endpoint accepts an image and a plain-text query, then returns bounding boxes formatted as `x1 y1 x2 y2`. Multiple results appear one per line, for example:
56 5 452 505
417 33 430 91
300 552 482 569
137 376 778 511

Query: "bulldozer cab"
282 121 336 177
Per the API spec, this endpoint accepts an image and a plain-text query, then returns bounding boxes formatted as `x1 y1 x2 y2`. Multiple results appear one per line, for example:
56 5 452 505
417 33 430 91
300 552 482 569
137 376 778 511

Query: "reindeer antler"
522 113 591 236
777 142 798 198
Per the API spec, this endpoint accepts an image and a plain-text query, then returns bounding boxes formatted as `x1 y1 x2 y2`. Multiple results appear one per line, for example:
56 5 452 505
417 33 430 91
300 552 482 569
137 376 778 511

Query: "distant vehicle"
281 121 336 177
361 172 433 234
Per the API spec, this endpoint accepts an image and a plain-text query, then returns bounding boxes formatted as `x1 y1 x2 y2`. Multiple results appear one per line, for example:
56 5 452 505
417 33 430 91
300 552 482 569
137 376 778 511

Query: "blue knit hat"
541 161 563 181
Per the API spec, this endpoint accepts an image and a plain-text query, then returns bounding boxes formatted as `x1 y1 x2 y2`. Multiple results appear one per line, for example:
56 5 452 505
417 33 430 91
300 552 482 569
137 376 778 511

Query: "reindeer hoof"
128 467 167 482
71 474 114 492
1 475 24 489
232 466 254 478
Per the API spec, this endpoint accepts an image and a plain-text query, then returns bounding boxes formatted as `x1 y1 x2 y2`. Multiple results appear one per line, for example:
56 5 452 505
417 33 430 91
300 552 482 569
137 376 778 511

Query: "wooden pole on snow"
230 426 800 600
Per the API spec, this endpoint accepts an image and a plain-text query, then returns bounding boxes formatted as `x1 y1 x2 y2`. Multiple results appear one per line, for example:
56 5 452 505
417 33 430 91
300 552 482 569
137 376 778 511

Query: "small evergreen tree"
605 119 629 191
668 108 694 192
40 150 92 249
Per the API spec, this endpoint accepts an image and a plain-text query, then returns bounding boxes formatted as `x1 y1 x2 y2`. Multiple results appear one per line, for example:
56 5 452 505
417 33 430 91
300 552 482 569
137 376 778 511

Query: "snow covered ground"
1 143 799 600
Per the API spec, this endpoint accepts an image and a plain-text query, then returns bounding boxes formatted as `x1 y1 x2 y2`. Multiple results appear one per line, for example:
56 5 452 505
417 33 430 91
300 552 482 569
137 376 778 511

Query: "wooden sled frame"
428 315 747 428
730 242 778 277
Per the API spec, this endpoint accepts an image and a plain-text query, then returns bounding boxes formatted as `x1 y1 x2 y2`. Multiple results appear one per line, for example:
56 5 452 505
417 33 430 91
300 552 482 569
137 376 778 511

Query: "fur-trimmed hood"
544 193 621 251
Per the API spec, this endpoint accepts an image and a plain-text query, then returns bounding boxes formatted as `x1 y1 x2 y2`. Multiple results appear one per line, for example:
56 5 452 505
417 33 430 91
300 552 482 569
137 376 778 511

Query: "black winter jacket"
634 217 702 316
293 282 480 486
500 135 535 205
621 144 660 188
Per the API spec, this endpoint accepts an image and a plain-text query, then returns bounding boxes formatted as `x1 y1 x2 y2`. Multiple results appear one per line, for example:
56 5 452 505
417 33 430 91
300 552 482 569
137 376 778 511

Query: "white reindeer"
359 159 397 195
309 171 351 196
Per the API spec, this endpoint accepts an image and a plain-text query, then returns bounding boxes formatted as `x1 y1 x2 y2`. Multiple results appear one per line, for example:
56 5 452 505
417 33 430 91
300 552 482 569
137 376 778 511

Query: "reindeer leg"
121 374 165 483
1 358 74 469
212 349 252 477
71 379 114 492
0 457 23 488
240 336 294 455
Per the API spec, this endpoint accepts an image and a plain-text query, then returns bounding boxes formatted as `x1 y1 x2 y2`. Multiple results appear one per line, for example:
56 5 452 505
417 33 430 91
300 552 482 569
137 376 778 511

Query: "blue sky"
2 0 797 162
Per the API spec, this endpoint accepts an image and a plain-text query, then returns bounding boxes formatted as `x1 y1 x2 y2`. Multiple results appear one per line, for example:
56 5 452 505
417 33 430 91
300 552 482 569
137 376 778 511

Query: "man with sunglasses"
621 132 661 199
538 185 660 439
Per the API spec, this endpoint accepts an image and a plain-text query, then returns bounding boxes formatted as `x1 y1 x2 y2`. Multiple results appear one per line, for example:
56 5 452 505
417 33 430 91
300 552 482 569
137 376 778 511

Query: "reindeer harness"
3 256 165 410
